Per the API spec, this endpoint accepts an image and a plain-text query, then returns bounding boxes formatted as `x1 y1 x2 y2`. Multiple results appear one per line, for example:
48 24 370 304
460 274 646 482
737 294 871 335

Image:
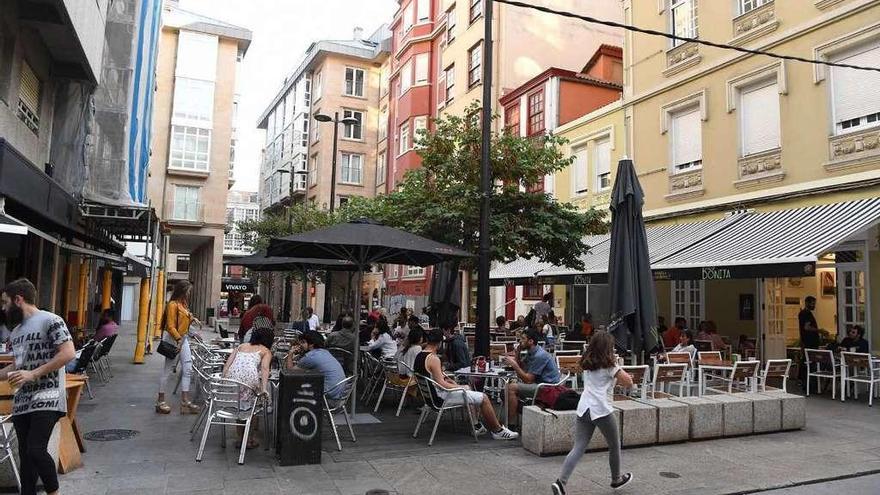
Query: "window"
377 151 387 186
523 282 542 300
594 138 612 190
314 71 323 100
170 126 211 171
308 154 318 186
470 0 482 23
670 108 702 173
175 31 218 81
740 0 771 15
468 43 482 87
398 122 411 155
340 153 363 184
527 90 545 136
672 280 704 331
176 256 190 273
344 67 365 97
403 2 414 32
740 81 780 155
445 65 455 102
831 44 880 135
337 196 350 208
379 107 388 141
572 146 588 195
401 60 413 93
343 109 363 140
301 119 309 147
504 104 519 135
405 266 425 277
670 0 698 47
172 78 214 125
172 185 200 221
391 265 399 277
413 116 428 148
16 60 40 133
380 67 389 96
311 114 320 142
417 0 430 21
446 7 457 42
415 53 429 84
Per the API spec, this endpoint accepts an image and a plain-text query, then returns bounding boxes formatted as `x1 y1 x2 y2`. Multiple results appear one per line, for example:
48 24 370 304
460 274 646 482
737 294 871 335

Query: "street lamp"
314 111 359 324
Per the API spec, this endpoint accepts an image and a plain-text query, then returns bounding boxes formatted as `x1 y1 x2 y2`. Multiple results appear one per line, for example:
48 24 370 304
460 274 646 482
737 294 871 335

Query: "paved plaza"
59 323 880 495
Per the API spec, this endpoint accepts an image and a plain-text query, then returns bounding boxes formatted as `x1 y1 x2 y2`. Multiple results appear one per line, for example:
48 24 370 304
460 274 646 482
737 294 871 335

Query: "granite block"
522 406 576 456
742 392 782 433
634 397 688 443
706 394 753 436
614 400 657 446
759 390 805 430
586 409 620 451
669 396 723 440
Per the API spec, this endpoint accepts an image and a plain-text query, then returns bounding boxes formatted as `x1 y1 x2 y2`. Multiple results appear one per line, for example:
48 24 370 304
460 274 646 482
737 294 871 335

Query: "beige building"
148 4 251 319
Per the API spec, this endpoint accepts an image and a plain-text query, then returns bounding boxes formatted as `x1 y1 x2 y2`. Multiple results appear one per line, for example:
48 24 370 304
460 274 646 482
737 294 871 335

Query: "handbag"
156 304 181 359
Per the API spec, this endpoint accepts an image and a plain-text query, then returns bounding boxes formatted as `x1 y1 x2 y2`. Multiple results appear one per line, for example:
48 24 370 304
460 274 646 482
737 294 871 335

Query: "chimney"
353 26 364 40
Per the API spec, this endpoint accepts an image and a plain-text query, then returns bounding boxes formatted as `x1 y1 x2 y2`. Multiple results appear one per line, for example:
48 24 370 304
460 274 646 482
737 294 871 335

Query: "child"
552 331 633 494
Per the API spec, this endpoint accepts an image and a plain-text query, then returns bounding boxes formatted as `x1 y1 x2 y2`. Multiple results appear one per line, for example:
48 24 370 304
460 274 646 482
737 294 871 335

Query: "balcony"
735 148 784 189
731 1 779 46
664 42 701 77
664 169 704 202
165 200 205 225
825 126 880 172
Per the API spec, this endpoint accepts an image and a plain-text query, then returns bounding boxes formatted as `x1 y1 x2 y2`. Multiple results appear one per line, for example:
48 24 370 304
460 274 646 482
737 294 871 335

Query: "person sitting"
325 316 358 373
95 308 119 341
510 315 526 332
223 326 273 449
305 306 320 331
704 321 725 351
415 328 518 440
504 328 561 427
737 334 756 354
665 330 697 360
695 321 711 343
540 315 556 347
663 317 686 349
238 295 275 342
441 322 471 371
366 317 398 360
838 325 869 354
287 331 347 406
495 315 508 334
360 314 378 346
580 313 594 340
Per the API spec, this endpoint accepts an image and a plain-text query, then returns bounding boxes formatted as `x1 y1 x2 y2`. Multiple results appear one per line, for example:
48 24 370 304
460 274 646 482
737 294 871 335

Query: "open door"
836 264 866 338
761 277 786 360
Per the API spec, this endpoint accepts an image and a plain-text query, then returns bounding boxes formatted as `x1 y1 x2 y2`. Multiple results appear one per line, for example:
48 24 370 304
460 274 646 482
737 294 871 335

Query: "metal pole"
476 0 494 358
286 159 296 321
323 112 340 324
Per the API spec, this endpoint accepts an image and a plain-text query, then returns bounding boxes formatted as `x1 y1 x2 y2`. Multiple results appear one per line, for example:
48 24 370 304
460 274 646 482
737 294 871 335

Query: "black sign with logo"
221 278 254 293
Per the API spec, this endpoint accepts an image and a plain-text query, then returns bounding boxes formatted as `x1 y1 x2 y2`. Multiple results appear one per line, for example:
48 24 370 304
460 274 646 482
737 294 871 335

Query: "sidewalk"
61 322 880 495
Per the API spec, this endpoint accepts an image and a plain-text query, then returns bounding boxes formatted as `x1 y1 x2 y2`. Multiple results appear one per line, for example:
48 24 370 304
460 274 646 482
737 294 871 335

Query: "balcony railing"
165 200 204 223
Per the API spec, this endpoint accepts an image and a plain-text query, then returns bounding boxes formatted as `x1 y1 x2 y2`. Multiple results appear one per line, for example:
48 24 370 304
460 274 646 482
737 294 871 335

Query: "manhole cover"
659 472 681 479
83 429 140 442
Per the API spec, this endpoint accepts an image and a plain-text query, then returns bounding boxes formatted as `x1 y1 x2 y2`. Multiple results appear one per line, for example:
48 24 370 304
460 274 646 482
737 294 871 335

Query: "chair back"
100 334 118 356
73 341 99 374
694 340 713 352
620 365 650 398
90 341 104 364
207 377 258 414
554 349 580 357
840 352 877 379
731 360 760 381
556 355 582 376
218 324 229 339
489 343 507 361
805 348 835 367
414 373 446 411
653 363 687 384
667 352 692 366
698 351 723 365
465 334 475 351
493 336 516 343
561 340 586 352
763 359 791 379
327 347 354 375
325 375 355 406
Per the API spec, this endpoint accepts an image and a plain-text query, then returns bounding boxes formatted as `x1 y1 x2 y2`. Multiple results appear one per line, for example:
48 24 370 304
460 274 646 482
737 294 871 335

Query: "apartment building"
224 190 259 259
257 26 391 319
148 4 251 320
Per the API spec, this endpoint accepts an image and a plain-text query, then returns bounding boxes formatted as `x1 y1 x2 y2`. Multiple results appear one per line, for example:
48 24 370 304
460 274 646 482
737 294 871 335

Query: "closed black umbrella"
607 159 659 358
428 260 462 328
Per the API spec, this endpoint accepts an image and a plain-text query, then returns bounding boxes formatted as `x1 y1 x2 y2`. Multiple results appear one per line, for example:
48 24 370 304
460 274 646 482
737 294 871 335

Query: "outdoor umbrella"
267 218 473 414
607 158 659 359
428 259 462 328
226 251 357 272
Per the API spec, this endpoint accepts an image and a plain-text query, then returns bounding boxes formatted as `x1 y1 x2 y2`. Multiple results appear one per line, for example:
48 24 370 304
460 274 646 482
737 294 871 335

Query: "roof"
498 62 621 107
163 5 253 53
582 44 623 74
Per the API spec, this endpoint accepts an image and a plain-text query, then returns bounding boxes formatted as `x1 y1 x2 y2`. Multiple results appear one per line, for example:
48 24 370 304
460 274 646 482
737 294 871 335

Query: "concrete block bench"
668 396 723 440
614 399 656 446
741 392 782 433
759 391 805 430
705 393 753 436
521 406 620 456
633 397 689 443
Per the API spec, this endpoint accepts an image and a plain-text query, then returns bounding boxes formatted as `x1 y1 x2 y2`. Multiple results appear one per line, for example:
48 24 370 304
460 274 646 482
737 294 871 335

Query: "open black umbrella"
607 159 659 358
225 251 357 272
267 219 473 414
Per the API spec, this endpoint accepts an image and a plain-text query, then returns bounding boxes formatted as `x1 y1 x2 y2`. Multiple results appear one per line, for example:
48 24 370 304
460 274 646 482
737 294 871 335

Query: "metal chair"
87 340 107 384
96 334 117 379
520 372 572 409
840 352 880 406
560 340 586 352
196 376 269 465
412 373 479 446
373 359 414 415
0 416 19 492
805 348 838 398
489 343 507 362
70 340 100 399
759 359 792 392
555 355 581 390
327 346 354 375
324 376 357 451
189 363 218 441
712 360 760 394
619 365 650 399
651 363 688 398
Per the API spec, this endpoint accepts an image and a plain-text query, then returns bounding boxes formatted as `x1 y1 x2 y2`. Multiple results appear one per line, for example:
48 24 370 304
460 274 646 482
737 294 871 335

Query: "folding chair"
620 365 650 399
413 373 479 446
840 352 880 406
555 355 581 390
325 376 357 451
759 359 792 392
70 341 99 399
651 363 688 398
805 349 838 398
96 334 117 379
196 377 270 465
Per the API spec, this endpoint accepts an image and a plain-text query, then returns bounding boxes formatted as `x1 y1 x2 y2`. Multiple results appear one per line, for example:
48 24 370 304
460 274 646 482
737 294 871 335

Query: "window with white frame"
345 67 365 97
670 108 702 173
417 0 430 21
672 280 704 331
670 0 698 47
740 0 771 15
403 1 414 32
170 126 210 171
594 138 612 191
311 114 321 142
340 153 363 185
308 154 319 186
16 60 40 133
172 185 200 221
415 53 430 85
831 43 880 135
377 151 387 186
399 122 411 155
571 146 588 196
446 6 457 42
379 107 388 141
413 116 428 148
172 78 214 125
740 81 780 156
401 60 413 93
343 109 363 140
468 43 482 87
445 65 455 102
405 265 425 277
391 264 399 277
313 71 323 100
175 31 218 80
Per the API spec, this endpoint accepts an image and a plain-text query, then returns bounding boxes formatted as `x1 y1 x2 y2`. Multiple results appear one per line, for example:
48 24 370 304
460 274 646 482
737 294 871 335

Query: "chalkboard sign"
276 370 324 465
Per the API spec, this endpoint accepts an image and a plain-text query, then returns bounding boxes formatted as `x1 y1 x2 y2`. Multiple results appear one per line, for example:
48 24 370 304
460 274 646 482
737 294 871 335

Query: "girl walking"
552 331 633 494
156 280 201 415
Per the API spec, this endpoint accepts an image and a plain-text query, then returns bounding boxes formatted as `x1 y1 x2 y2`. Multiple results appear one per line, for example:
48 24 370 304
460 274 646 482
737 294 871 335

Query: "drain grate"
83 429 140 442
659 472 681 479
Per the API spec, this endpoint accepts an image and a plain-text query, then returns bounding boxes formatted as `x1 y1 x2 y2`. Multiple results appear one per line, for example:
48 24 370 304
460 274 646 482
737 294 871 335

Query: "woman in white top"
367 318 398 359
552 331 633 495
669 330 697 359
396 326 424 375
222 327 272 449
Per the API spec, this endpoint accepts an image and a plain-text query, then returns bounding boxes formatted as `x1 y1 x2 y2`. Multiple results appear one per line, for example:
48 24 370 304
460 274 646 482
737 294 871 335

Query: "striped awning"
491 198 880 285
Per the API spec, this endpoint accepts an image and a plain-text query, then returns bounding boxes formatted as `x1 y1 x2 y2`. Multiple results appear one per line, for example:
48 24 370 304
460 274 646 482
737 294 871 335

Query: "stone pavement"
59 323 880 495
761 473 880 494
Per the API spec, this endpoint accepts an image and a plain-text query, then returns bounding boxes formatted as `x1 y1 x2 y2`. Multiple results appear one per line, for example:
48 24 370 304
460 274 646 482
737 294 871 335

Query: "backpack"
535 384 579 410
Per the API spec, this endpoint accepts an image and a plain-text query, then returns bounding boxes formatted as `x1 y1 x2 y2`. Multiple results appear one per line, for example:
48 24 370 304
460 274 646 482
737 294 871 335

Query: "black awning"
222 278 255 293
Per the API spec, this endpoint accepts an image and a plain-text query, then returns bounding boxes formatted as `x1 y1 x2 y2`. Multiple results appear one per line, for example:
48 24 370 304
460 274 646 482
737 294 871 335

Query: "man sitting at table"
837 324 869 354
325 316 357 373
504 328 561 428
441 322 471 372
287 331 347 406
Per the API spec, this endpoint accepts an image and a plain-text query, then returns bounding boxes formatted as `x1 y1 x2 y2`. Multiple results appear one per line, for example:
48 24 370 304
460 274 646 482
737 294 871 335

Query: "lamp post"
313 111 359 323
277 165 310 321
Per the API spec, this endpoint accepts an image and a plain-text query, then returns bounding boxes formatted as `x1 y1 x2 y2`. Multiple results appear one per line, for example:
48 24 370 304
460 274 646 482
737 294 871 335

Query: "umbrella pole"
350 266 364 416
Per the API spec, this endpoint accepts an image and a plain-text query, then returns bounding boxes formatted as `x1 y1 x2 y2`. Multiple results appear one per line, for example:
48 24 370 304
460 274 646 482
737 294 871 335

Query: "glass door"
836 264 866 338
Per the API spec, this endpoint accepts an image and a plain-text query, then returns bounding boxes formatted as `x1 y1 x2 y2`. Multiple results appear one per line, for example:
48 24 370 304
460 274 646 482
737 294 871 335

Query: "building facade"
148 4 251 319
224 190 259 259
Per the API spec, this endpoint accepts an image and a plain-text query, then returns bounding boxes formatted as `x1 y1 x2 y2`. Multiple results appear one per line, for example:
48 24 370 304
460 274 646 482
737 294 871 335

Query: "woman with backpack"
551 331 633 494
155 280 201 415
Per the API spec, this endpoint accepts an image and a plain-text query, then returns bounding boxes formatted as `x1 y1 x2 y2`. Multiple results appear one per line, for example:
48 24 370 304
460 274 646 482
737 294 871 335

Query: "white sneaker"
491 426 519 440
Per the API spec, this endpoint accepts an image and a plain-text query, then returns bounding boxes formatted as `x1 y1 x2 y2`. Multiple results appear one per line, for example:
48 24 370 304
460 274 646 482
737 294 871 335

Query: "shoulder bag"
156 305 180 360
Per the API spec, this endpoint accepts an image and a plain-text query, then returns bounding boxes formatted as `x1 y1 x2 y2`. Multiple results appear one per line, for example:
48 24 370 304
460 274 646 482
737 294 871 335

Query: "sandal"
155 401 171 414
180 401 201 415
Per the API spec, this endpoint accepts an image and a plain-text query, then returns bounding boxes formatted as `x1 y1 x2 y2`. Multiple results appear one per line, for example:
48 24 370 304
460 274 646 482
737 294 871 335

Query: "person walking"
552 331 633 494
1 279 75 495
156 280 201 415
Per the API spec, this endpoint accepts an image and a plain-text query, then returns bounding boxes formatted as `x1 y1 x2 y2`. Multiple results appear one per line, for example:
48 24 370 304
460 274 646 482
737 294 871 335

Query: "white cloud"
176 0 398 192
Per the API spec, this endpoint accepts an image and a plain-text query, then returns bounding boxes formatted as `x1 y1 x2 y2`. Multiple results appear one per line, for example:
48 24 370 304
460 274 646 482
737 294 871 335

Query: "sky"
177 0 398 193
